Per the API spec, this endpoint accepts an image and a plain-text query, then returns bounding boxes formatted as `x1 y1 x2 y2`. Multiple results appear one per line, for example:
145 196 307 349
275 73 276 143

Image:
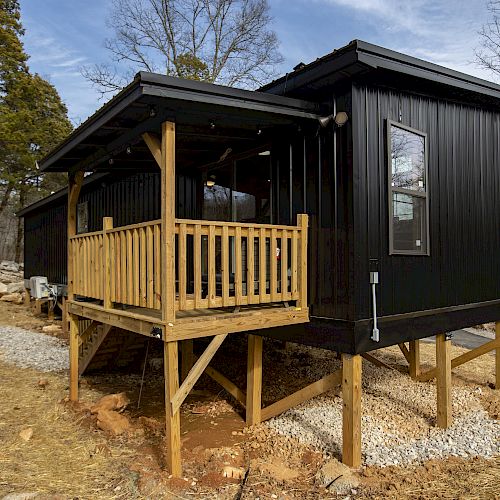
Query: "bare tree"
82 0 283 96
476 1 500 77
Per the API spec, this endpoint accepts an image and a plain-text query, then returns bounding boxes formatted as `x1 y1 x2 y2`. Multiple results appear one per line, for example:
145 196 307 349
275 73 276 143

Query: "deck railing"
69 215 308 315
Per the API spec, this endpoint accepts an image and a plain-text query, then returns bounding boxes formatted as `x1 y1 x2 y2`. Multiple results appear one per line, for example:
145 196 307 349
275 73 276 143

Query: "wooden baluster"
127 230 133 303
179 223 187 311
110 232 116 303
297 214 308 310
270 228 278 301
133 228 140 306
194 224 202 309
235 226 242 305
291 229 298 299
103 218 113 309
116 232 121 303
120 231 127 304
281 229 288 300
247 227 255 304
222 225 229 307
208 225 216 307
259 228 266 302
147 225 154 309
154 224 161 309
140 227 147 307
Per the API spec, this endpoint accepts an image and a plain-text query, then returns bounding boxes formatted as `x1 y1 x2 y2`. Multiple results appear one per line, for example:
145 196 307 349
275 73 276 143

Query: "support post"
181 339 194 381
246 334 263 426
297 214 308 310
103 217 113 310
24 288 30 306
409 340 420 379
436 333 452 428
161 121 176 324
164 341 181 476
495 322 500 390
342 353 362 468
62 296 68 336
69 314 79 401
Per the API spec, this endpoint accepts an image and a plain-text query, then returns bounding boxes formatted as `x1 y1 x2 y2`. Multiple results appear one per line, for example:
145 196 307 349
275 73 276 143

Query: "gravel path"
267 346 500 468
0 326 69 372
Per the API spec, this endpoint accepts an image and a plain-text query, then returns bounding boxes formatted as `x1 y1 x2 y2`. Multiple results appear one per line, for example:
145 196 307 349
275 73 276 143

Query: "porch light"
205 175 216 187
259 150 271 156
318 111 349 128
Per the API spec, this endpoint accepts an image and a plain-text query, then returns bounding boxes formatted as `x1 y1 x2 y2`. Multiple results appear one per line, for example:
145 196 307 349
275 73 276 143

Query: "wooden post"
24 288 30 306
48 303 54 320
495 322 500 389
61 296 68 336
297 214 308 310
68 171 84 401
246 334 263 426
181 339 194 381
164 341 181 476
342 354 362 468
409 340 420 379
33 299 42 315
161 121 176 324
436 333 452 428
69 313 79 401
103 217 113 310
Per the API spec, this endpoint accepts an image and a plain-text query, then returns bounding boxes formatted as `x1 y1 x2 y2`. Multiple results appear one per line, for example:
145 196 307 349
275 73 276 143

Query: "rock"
0 282 8 296
37 379 49 389
256 459 300 481
0 292 23 304
96 409 131 435
2 493 39 500
7 281 24 294
19 427 33 442
0 260 19 272
316 459 360 495
42 325 62 334
91 392 130 414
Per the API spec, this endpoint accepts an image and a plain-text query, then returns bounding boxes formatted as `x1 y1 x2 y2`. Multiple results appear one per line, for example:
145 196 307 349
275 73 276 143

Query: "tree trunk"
14 184 26 263
0 182 15 217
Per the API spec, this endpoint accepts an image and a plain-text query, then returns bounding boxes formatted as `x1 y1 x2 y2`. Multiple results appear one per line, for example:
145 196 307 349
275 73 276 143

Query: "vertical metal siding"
352 82 500 320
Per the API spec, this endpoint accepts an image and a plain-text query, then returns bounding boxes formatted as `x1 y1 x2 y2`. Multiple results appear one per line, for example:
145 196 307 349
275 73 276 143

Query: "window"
388 121 429 255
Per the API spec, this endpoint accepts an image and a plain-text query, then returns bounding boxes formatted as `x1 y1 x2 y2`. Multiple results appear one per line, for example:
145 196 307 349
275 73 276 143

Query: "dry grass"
0 361 138 499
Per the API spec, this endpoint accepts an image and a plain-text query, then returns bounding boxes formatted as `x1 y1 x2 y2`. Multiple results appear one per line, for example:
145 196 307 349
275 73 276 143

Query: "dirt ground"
0 300 499 499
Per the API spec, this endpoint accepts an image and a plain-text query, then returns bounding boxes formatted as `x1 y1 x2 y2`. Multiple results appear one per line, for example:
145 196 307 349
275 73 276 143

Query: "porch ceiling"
40 72 323 174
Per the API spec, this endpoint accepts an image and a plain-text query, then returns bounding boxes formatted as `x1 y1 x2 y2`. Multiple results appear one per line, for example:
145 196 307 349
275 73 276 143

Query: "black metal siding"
352 81 500 321
23 172 198 285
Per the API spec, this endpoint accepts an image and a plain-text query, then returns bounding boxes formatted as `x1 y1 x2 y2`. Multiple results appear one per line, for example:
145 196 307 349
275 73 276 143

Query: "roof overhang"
40 73 322 173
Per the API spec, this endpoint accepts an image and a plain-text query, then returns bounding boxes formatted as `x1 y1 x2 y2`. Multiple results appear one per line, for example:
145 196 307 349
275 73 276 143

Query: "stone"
42 325 63 334
316 459 360 495
0 282 8 296
37 379 49 389
96 409 131 435
0 293 23 304
19 427 33 442
7 281 25 294
2 493 39 500
0 260 19 272
90 392 130 414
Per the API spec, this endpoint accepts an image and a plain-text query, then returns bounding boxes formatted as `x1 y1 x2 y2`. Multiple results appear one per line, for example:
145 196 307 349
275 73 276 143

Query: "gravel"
0 326 69 372
267 345 500 468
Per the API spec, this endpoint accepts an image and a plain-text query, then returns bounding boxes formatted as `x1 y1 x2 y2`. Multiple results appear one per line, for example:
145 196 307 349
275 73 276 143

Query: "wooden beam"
342 354 362 468
496 322 500 390
409 340 421 379
436 333 452 429
261 369 341 421
398 342 410 363
171 334 228 414
161 121 176 324
361 352 395 371
68 171 84 301
246 335 263 426
142 132 161 168
181 339 194 381
204 365 246 407
69 314 79 402
417 336 500 382
164 341 181 476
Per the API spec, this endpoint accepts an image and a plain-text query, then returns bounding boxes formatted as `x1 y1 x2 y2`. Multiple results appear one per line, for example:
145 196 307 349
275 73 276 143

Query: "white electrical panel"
30 276 49 299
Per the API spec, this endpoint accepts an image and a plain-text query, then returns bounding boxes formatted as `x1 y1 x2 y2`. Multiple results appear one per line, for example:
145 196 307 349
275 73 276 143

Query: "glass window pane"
393 193 426 252
390 125 426 192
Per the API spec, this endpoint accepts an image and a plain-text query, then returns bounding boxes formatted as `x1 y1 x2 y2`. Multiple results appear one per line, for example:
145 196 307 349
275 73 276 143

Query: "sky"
20 0 494 124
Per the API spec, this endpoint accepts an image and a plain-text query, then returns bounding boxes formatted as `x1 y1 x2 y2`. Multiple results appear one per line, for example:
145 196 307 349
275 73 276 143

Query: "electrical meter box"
30 276 49 299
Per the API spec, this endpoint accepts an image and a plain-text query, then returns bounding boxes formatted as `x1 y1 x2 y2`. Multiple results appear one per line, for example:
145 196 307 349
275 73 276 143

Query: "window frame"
387 120 430 256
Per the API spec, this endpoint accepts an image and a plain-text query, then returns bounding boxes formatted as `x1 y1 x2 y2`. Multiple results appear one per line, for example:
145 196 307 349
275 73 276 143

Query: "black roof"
261 40 500 100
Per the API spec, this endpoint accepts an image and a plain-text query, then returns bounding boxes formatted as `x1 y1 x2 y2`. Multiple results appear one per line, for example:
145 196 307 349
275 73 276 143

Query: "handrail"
69 215 308 316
